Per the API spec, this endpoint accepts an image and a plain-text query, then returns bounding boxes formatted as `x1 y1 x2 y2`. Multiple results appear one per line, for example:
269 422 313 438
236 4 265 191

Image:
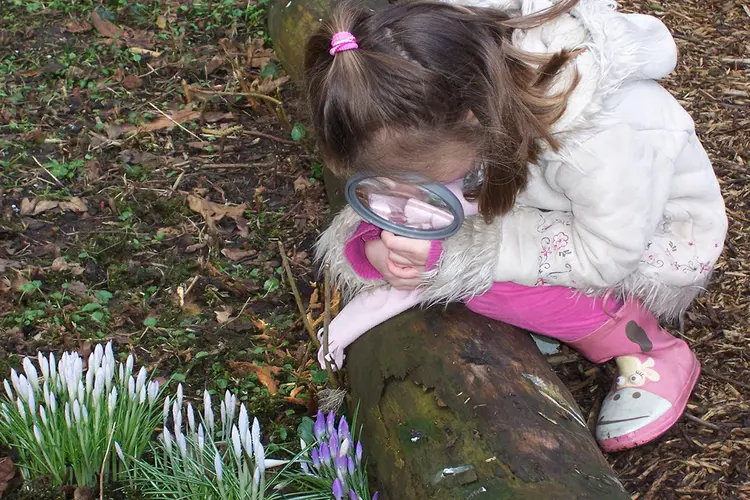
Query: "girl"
304 0 728 452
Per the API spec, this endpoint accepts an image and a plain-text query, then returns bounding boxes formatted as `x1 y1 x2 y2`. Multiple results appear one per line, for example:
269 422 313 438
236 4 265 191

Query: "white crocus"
115 442 126 463
33 425 43 445
23 358 39 393
203 391 215 435
108 387 118 417
162 428 173 455
231 425 242 462
39 405 48 426
38 352 49 380
135 367 147 394
48 352 57 383
16 398 26 421
214 451 224 483
64 402 72 428
4 380 13 400
187 404 195 435
49 393 57 415
197 424 205 455
147 381 159 404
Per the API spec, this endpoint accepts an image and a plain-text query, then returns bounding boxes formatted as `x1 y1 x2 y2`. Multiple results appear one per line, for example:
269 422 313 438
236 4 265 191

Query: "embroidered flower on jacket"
552 232 569 250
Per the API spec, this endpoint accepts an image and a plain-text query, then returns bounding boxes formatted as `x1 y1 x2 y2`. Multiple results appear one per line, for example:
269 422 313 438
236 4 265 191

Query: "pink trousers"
466 282 621 342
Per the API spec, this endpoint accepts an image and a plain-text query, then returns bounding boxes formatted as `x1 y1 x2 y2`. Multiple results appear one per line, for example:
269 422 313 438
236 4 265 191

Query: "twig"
243 130 297 145
31 156 65 189
683 412 720 431
323 264 341 387
278 241 320 349
702 368 750 392
99 423 117 500
147 102 204 141
190 87 283 106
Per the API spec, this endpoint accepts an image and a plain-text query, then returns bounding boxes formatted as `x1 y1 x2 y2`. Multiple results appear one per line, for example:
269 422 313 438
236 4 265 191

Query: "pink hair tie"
330 32 359 56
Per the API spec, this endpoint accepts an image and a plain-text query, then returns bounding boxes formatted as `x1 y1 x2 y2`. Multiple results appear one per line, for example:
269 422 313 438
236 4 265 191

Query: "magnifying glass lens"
354 177 455 231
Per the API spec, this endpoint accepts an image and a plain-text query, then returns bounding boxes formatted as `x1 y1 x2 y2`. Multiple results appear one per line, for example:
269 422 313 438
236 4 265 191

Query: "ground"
0 0 747 498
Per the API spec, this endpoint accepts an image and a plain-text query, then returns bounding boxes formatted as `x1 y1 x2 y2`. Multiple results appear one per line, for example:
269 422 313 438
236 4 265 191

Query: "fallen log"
268 2 630 498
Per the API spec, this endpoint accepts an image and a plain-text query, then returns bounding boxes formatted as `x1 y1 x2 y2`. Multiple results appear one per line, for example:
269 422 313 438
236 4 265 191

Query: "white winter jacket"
315 0 728 321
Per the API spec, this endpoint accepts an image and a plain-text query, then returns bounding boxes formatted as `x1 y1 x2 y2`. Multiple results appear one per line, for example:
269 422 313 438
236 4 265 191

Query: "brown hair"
304 0 580 220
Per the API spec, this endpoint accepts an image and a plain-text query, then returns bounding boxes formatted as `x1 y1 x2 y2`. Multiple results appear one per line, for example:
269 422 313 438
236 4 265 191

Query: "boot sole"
597 354 701 453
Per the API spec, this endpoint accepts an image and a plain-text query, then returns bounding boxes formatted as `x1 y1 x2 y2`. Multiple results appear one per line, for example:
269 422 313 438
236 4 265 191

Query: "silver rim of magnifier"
344 172 464 240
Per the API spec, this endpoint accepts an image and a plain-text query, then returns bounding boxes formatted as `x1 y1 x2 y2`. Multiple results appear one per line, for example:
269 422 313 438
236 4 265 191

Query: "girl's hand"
364 234 430 290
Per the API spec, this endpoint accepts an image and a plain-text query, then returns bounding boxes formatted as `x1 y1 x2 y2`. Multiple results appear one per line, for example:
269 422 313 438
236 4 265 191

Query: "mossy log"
268 2 629 498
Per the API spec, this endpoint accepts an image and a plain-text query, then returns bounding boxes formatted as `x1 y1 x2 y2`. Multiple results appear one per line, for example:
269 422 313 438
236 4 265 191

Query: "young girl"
304 0 727 452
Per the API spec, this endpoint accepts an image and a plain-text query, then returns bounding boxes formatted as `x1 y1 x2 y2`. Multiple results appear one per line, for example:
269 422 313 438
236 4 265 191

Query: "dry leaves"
20 197 88 216
221 247 257 262
0 456 16 497
215 306 233 325
293 176 313 192
186 193 249 236
248 38 273 69
229 361 279 394
91 11 125 39
108 107 201 139
64 19 92 33
0 259 20 273
50 257 85 276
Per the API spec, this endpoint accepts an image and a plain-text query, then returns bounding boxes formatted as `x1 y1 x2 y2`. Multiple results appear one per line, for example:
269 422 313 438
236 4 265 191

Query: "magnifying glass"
344 172 466 240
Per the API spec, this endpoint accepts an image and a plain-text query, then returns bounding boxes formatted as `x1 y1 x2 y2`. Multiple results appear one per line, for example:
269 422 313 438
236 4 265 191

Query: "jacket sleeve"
420 124 687 304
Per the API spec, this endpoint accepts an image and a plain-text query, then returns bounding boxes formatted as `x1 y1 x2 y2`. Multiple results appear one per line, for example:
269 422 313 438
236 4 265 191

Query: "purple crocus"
326 411 336 436
314 411 327 440
329 431 339 457
372 492 379 500
320 442 331 464
347 456 355 476
335 454 347 477
349 490 359 500
332 478 344 500
355 441 363 463
338 416 350 441
311 447 320 468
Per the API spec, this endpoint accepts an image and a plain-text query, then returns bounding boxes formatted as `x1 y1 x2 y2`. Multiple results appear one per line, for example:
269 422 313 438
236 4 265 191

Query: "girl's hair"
304 0 580 220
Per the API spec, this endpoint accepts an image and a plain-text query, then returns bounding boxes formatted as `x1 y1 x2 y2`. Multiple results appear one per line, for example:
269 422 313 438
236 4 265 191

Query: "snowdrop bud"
26 390 36 416
73 400 81 423
135 367 147 393
128 376 135 399
176 384 183 408
38 352 49 380
39 405 48 426
33 425 43 445
16 398 26 420
187 404 195 435
10 370 20 396
115 442 126 463
214 452 224 483
49 353 57 382
104 342 114 367
4 380 13 400
147 381 159 404
64 403 71 428
172 401 182 434
138 385 146 404
339 438 350 458
108 388 118 417
23 358 39 393
253 465 261 488
231 426 242 462
77 381 85 403
239 404 249 439
162 397 170 427
198 424 205 455
125 355 134 379
162 428 173 455
86 366 95 395
177 432 187 458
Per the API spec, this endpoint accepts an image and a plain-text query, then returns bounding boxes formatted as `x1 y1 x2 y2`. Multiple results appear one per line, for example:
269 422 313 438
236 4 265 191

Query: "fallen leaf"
186 194 248 235
91 11 124 39
248 38 273 69
121 74 142 89
184 242 207 253
0 455 17 496
221 247 257 262
155 14 167 30
129 47 162 58
84 159 100 182
253 75 289 95
294 175 312 192
66 281 89 297
58 197 88 213
215 306 233 325
65 19 92 33
112 107 200 138
20 197 88 215
0 259 21 273
229 361 278 394
50 257 85 276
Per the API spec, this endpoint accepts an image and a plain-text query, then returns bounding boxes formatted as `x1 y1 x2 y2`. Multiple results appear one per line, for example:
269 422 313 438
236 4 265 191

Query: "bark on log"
268 2 629 498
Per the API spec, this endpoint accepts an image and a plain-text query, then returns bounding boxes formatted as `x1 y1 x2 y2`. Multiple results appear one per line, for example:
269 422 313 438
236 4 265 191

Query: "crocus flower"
314 411 326 440
332 478 344 500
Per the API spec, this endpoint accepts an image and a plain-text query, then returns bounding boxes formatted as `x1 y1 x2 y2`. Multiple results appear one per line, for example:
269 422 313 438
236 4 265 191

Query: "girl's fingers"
386 259 420 279
387 252 414 267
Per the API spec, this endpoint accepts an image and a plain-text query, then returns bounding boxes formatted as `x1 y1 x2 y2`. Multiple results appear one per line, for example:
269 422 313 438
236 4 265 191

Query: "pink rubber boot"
568 299 700 452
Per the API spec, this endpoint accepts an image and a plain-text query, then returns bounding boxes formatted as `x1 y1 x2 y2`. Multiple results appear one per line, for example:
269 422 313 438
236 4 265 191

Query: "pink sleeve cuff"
344 222 383 279
426 240 443 271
